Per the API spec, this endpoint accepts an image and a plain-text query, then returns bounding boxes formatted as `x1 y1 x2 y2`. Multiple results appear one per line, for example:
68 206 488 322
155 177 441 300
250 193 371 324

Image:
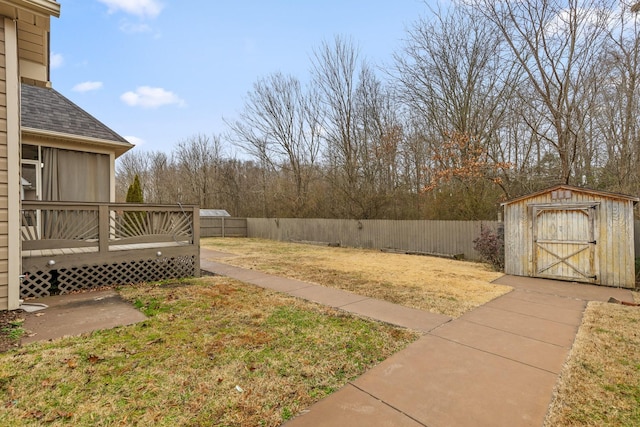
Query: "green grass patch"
1 319 25 342
0 277 417 426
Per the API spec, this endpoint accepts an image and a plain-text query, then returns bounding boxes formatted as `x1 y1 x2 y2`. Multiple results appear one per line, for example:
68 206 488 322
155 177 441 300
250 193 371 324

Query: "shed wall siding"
504 198 529 276
0 19 7 309
504 188 637 288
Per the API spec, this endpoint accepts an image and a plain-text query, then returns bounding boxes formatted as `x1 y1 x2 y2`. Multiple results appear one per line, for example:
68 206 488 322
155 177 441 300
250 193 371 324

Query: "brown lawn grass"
0 277 417 426
545 301 640 426
201 237 508 317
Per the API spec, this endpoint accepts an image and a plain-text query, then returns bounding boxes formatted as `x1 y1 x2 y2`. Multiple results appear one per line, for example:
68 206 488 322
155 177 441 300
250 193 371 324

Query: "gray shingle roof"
21 83 131 144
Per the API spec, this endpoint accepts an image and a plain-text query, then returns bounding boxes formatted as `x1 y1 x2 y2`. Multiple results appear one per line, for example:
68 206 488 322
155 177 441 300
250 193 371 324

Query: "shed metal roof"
200 209 231 217
21 83 132 146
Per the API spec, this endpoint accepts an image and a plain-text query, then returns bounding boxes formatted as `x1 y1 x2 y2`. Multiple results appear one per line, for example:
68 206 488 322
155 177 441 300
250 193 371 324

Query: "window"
21 144 110 202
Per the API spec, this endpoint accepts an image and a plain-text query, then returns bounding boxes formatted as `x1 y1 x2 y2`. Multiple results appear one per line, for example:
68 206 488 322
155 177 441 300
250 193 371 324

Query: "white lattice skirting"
21 255 197 299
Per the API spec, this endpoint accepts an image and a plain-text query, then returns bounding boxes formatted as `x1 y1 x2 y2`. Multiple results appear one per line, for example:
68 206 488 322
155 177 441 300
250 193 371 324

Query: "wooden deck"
22 240 192 258
20 202 200 298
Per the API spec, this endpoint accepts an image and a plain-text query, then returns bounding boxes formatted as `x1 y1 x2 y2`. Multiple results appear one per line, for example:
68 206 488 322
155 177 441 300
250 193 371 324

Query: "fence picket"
201 218 640 263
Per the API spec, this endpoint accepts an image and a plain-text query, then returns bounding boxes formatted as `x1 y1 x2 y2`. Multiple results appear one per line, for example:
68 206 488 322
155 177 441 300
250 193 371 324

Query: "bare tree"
594 3 640 194
173 134 224 207
145 151 180 204
393 5 515 144
313 36 406 218
391 4 517 217
115 150 149 202
353 65 405 218
226 73 322 216
312 36 361 216
466 0 616 184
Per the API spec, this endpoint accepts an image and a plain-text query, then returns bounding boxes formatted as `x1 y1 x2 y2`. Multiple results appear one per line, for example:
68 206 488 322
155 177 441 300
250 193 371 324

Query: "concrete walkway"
21 290 147 345
200 248 635 427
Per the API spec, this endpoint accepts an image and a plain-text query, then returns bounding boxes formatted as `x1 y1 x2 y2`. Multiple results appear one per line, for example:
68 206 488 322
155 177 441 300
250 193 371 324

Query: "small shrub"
124 174 146 234
635 257 640 284
126 174 144 204
473 224 505 271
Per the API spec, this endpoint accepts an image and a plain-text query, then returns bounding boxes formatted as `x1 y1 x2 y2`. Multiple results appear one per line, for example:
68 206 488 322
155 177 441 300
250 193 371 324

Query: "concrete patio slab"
288 285 371 308
431 319 571 373
201 257 320 293
460 305 580 347
283 384 424 427
200 248 236 259
487 290 585 325
200 261 268 281
342 298 451 332
22 290 146 345
501 287 586 310
493 275 634 302
352 334 558 427
248 276 315 293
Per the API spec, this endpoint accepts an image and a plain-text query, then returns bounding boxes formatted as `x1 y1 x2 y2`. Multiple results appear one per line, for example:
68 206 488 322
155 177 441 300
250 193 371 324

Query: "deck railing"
21 201 199 254
20 202 200 298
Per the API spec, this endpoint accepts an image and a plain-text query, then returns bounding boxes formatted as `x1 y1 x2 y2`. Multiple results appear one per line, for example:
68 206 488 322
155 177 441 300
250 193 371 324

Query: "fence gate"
532 204 598 284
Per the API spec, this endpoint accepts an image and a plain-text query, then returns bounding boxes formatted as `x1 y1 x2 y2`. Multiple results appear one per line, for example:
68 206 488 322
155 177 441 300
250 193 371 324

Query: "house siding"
503 186 637 288
16 19 44 64
0 18 8 309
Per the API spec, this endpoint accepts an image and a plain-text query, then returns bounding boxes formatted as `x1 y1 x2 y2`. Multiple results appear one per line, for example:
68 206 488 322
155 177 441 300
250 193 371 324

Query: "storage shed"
502 184 638 288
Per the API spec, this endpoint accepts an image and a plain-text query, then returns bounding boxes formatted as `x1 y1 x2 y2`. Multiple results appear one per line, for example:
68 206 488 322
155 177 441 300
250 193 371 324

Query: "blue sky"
50 0 430 155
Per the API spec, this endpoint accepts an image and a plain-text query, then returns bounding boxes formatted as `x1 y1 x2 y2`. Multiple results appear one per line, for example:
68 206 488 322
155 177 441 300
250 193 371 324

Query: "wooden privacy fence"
245 218 501 261
201 217 248 237
636 220 640 257
202 218 640 263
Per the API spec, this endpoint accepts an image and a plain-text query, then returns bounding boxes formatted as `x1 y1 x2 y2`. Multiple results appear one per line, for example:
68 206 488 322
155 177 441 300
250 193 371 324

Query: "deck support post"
98 204 109 254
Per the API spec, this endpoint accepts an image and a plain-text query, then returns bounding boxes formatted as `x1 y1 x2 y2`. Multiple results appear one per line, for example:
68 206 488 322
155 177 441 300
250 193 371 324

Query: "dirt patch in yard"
202 238 508 317
0 310 25 353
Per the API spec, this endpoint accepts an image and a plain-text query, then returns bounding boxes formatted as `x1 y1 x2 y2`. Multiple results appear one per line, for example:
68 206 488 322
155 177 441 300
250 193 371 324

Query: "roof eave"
22 127 134 157
12 0 60 17
501 184 640 206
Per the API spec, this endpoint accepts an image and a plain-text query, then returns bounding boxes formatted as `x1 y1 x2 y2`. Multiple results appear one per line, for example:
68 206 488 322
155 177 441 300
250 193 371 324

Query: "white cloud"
120 86 186 108
545 7 607 38
72 81 104 92
124 135 145 146
98 0 163 19
50 53 64 69
119 21 152 33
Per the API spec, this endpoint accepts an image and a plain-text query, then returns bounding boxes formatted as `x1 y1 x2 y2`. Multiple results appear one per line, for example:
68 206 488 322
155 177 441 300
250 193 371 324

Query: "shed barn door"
532 205 598 284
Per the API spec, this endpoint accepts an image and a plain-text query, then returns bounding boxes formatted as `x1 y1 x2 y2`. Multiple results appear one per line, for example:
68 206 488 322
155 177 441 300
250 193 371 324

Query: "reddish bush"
473 224 504 271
